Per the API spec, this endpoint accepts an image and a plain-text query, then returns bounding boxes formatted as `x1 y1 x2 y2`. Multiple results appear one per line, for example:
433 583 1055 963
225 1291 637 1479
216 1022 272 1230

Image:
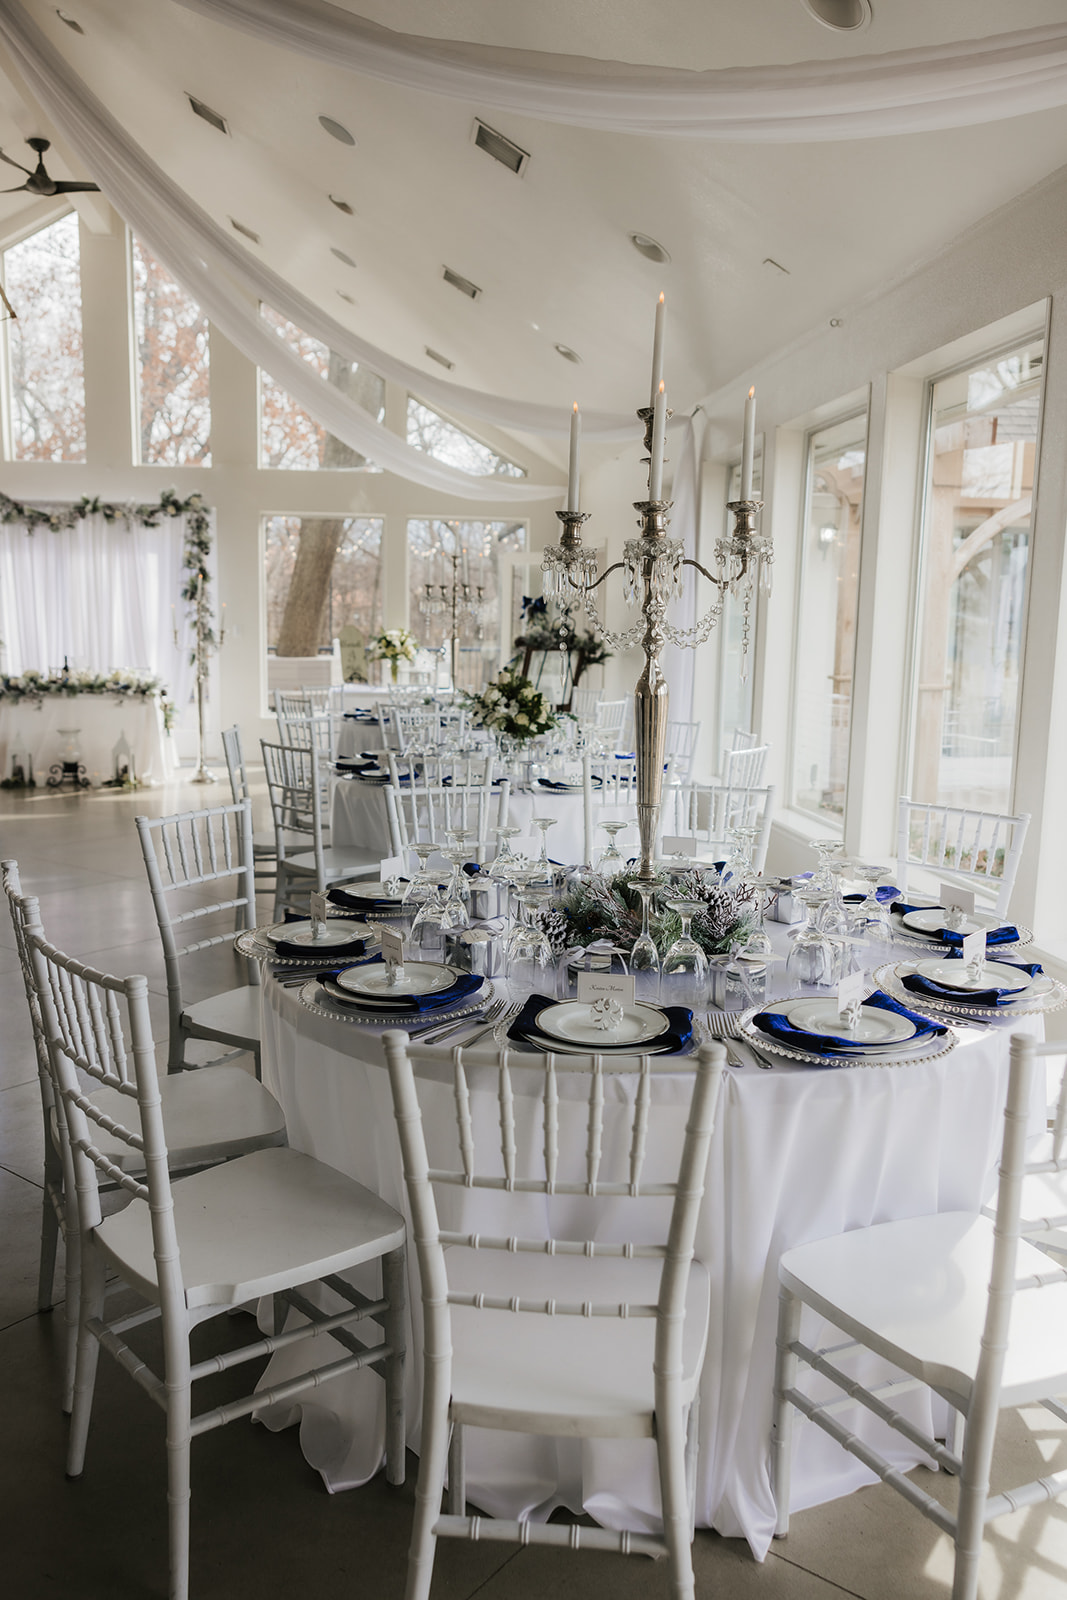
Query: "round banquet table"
255 956 1044 1560
330 775 637 865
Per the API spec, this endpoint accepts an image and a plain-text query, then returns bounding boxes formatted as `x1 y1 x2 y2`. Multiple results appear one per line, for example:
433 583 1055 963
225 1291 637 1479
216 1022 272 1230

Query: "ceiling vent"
186 94 229 135
443 266 481 301
630 233 670 265
55 10 84 32
425 346 455 370
555 344 582 364
229 217 260 244
331 247 357 268
319 115 355 146
473 119 529 177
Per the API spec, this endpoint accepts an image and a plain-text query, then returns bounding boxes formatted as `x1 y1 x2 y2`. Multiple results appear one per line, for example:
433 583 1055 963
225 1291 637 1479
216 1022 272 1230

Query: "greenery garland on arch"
0 487 215 643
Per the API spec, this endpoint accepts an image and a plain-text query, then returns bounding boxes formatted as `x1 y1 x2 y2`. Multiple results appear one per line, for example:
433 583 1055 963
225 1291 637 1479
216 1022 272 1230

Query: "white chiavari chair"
660 781 776 872
386 749 492 790
221 724 277 892
385 770 510 865
31 929 405 1600
569 685 603 720
594 697 628 751
275 709 341 764
383 1030 725 1600
136 802 263 1076
665 720 700 784
896 796 1030 918
720 741 769 790
275 687 331 718
260 740 381 919
772 1032 1067 1600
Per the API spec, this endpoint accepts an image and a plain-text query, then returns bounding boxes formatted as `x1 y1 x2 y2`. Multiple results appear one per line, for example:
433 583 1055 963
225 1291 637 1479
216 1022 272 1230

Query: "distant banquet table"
0 693 174 786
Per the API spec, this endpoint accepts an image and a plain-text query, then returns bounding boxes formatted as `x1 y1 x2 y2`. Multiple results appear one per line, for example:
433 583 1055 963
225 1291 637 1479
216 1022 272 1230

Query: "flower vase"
390 661 399 685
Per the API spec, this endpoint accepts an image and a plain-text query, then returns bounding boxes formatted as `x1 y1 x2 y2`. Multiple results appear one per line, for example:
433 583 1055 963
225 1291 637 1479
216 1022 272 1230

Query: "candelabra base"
189 766 218 785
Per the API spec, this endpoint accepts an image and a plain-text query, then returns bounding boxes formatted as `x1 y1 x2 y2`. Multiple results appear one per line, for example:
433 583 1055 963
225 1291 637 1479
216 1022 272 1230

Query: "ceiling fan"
0 136 99 196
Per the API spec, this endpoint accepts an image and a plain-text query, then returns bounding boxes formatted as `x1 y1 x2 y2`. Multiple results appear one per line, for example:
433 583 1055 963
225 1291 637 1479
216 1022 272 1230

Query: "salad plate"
334 960 455 999
779 997 917 1047
533 999 671 1048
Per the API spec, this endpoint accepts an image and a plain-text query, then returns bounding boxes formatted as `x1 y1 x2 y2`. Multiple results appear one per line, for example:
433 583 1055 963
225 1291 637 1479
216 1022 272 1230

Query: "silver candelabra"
541 409 773 882
418 543 493 690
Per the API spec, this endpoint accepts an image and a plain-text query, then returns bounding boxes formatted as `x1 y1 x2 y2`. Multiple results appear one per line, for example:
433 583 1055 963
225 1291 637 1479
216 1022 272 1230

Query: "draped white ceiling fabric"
0 0 644 479
172 1 1067 142
0 509 197 708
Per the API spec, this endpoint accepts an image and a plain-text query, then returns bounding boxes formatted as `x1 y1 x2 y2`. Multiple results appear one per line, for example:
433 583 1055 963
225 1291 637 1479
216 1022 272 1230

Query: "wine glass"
596 821 629 879
531 815 558 880
741 873 775 958
661 900 708 1009
439 846 472 931
629 882 661 1001
410 871 448 956
847 862 894 969
489 825 523 882
785 886 836 991
505 866 554 998
810 838 845 893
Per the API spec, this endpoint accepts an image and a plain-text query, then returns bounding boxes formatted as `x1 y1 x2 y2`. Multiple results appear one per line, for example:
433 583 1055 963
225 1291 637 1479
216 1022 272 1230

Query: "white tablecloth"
335 717 387 760
0 694 174 786
257 969 1042 1557
331 777 637 865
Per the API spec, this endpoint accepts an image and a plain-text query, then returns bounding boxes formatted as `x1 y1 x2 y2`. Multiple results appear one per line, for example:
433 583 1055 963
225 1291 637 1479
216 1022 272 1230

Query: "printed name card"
961 929 986 970
380 855 406 885
309 891 329 934
577 970 635 1008
380 927 406 971
939 883 975 917
836 969 868 1015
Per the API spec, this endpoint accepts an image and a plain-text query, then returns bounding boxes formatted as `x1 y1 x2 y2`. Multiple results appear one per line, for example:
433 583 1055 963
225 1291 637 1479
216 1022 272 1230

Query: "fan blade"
0 148 33 175
51 181 100 193
0 182 30 193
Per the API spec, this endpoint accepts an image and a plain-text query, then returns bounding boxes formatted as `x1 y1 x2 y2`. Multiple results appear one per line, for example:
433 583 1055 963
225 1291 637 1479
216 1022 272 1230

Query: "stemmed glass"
661 900 709 1009
596 821 629 879
531 815 558 881
810 838 845 893
741 873 775 958
785 886 837 991
505 865 554 998
440 846 472 931
410 864 448 956
489 825 523 882
406 840 439 908
629 882 661 1001
847 862 894 968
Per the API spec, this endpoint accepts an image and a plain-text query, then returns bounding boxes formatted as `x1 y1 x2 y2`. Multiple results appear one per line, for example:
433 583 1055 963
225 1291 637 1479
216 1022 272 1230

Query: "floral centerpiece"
367 628 418 683
537 869 755 961
0 668 174 729
464 665 558 743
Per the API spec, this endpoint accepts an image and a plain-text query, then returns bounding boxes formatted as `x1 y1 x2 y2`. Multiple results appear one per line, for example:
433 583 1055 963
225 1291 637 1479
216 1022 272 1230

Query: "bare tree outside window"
132 236 211 465
265 516 383 665
3 211 86 461
259 306 384 470
407 397 526 478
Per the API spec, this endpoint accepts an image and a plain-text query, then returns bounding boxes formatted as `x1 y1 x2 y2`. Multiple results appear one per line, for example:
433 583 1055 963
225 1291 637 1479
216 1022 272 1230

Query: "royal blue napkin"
507 993 693 1054
328 884 407 912
273 931 369 961
752 989 947 1057
901 958 1042 1008
536 776 600 791
890 901 1019 946
843 886 901 905
325 959 482 1013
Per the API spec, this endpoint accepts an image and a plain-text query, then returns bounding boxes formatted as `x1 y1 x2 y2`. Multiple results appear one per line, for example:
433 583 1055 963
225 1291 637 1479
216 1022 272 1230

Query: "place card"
939 883 975 917
309 891 329 936
577 969 635 1008
380 927 405 970
961 929 986 973
837 969 868 1014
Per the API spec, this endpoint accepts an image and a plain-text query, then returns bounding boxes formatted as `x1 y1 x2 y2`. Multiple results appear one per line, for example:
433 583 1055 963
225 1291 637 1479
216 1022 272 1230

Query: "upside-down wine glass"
505 865 554 999
489 825 523 882
531 815 558 881
440 845 472 931
597 821 629 879
629 882 661 1001
661 900 709 1010
847 862 894 970
784 885 837 992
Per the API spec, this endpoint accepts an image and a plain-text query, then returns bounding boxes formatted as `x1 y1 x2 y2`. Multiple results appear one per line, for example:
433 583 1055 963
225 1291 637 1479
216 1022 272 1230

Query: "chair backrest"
260 739 326 876
570 686 603 720
135 802 259 1069
661 781 777 872
594 699 628 741
721 741 769 790
221 724 250 807
276 688 330 718
386 749 492 790
383 1033 724 1418
895 796 1030 918
276 711 338 762
28 928 185 1310
730 728 760 753
2 861 59 1146
385 773 510 862
665 721 700 783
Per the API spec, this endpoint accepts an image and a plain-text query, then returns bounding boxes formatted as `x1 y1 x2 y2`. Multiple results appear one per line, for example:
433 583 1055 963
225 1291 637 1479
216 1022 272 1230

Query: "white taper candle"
567 402 581 514
741 386 756 500
649 380 667 501
650 292 666 409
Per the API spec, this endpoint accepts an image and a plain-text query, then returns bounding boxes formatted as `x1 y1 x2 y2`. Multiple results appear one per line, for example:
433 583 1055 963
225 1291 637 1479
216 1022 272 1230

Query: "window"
260 307 383 469
264 515 383 663
3 212 85 461
790 413 867 824
132 236 211 465
407 397 526 478
909 338 1042 811
408 519 526 691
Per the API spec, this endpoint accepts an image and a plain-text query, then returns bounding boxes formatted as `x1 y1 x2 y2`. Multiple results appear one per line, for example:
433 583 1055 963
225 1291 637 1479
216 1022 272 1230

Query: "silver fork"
413 996 507 1047
703 1011 746 1038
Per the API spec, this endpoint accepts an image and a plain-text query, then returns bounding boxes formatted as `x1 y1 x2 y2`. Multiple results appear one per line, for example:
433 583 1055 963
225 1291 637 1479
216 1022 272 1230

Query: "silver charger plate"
875 961 1067 1022
297 980 487 1030
264 920 372 950
737 1004 957 1069
234 926 378 968
889 906 1032 953
779 996 917 1047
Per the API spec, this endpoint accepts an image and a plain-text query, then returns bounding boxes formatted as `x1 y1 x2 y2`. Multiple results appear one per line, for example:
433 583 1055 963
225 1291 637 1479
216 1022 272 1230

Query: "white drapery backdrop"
0 509 197 710
175 2 1067 142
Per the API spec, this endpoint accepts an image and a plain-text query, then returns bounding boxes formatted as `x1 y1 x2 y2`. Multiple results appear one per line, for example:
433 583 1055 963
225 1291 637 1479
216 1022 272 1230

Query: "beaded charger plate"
296 979 487 1030
736 1004 958 1069
233 925 378 969
887 909 1032 955
874 962 1067 1023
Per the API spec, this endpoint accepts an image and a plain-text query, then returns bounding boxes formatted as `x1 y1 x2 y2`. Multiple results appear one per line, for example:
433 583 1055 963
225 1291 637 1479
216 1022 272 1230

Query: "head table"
251 916 1044 1562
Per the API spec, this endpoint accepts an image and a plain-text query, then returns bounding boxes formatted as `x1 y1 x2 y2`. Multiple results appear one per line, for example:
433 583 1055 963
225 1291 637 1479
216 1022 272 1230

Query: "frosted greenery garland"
0 488 215 646
537 868 755 960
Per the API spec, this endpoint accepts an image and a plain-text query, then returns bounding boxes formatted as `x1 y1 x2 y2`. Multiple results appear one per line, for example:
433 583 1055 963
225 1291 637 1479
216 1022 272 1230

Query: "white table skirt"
330 777 637 865
257 974 1041 1557
335 718 387 759
0 695 174 786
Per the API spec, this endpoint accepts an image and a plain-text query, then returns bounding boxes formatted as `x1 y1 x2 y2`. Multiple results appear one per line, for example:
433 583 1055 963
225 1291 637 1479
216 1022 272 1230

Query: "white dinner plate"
780 998 917 1046
534 1000 671 1047
900 907 993 938
333 880 405 902
263 920 369 950
913 958 1034 994
334 960 456 998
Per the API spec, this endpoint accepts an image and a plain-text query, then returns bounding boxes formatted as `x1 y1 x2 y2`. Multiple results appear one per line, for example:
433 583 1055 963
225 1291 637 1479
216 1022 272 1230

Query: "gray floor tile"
0 1077 45 1183
0 1164 50 1331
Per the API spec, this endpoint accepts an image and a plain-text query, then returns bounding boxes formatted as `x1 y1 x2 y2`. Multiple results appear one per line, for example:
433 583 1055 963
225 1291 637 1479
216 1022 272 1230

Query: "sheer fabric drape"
0 511 196 708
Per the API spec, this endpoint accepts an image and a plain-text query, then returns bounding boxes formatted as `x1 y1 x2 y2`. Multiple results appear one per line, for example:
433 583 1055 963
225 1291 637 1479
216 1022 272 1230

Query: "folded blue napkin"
890 901 1019 946
901 958 1042 1008
273 931 369 961
843 886 900 905
507 993 693 1054
751 990 947 1058
325 959 483 1013
536 776 600 791
327 884 407 911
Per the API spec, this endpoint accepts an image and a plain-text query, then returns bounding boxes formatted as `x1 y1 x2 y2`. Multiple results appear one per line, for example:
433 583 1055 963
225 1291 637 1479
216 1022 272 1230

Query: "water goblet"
661 900 709 1010
784 886 837 992
505 867 554 999
531 815 558 878
740 873 775 959
596 821 630 880
440 846 472 931
629 881 661 1001
489 825 523 882
847 862 893 966
810 838 846 893
410 876 448 957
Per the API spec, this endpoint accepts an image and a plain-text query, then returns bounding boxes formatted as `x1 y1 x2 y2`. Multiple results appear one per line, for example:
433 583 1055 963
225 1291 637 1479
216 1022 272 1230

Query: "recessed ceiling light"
331 247 356 268
319 115 355 146
229 217 260 244
329 195 354 214
425 346 455 370
555 344 582 364
472 119 529 176
337 291 356 305
443 266 481 300
186 94 229 135
531 322 540 331
801 0 872 32
630 232 671 265
55 10 83 32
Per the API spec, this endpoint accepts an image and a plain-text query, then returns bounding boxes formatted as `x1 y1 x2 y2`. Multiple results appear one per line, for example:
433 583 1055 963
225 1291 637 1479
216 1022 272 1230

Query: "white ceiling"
2 0 1067 450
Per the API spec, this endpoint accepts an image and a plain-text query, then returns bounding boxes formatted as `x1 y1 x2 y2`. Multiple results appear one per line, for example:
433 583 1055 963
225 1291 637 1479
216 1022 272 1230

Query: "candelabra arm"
682 556 729 590
581 560 627 593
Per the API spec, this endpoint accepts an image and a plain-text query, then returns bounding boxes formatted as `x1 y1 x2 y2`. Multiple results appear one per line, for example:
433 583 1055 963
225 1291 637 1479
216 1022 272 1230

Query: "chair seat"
285 847 381 882
447 1251 710 1438
779 1211 1067 1409
96 1146 405 1311
89 1066 286 1173
182 985 261 1047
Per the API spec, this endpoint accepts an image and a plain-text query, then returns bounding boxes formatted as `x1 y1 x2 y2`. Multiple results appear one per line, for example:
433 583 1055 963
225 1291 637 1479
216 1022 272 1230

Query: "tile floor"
2 777 1067 1599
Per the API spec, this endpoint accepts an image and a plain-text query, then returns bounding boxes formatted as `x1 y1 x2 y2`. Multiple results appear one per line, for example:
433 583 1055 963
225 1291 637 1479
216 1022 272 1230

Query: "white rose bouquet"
366 628 418 682
464 666 558 743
